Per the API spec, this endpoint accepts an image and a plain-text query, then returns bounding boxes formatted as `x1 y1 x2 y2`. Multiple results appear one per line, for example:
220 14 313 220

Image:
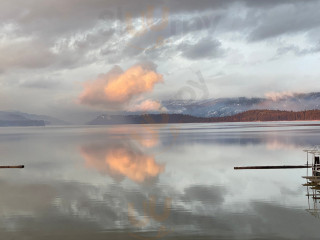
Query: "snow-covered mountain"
161 92 320 117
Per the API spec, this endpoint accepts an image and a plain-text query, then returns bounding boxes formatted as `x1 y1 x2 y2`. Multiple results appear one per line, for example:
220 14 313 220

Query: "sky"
1 0 320 122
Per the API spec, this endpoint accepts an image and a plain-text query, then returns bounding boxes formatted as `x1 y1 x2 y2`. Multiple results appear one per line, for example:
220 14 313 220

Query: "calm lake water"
1 122 320 239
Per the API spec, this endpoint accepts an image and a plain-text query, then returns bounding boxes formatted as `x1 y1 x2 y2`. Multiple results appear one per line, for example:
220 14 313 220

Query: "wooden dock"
234 165 310 170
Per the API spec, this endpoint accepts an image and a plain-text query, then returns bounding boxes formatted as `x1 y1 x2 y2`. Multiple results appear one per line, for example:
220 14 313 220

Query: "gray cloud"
164 0 310 13
276 42 320 56
0 39 54 72
249 1 320 41
21 78 61 89
180 37 225 60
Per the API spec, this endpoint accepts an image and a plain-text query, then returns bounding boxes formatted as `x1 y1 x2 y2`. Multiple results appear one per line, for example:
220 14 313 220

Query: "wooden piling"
0 165 24 168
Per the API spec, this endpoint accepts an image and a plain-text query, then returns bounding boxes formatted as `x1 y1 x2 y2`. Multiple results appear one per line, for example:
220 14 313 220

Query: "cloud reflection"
106 146 164 182
80 133 164 183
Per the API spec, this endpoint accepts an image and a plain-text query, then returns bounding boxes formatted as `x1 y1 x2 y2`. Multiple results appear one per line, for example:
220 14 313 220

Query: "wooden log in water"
234 165 311 170
0 165 24 168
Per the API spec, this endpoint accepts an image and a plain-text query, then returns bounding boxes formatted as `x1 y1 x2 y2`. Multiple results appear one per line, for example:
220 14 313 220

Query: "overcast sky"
1 0 320 122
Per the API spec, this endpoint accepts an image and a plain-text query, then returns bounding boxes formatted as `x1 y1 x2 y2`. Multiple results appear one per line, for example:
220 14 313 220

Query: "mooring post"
0 165 24 168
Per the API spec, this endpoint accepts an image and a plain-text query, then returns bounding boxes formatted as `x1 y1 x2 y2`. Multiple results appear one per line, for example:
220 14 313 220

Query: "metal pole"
307 151 309 177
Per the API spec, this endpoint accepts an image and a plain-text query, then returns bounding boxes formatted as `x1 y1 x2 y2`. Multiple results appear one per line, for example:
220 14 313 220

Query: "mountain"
14 111 70 125
161 92 320 117
87 110 320 125
88 92 320 125
162 97 263 117
0 111 45 127
0 111 69 127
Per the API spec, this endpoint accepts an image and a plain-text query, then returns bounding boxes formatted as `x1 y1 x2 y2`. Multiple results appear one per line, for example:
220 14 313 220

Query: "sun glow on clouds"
104 66 163 103
78 64 164 110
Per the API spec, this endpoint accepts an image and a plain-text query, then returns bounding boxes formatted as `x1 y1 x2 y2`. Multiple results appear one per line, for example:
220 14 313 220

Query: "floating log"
0 165 24 168
234 165 311 170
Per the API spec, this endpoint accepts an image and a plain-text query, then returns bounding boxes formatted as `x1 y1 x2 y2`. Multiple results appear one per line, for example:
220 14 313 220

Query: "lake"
1 122 320 239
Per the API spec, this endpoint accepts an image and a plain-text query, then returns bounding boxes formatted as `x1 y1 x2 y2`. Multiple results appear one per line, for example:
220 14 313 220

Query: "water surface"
1 122 320 239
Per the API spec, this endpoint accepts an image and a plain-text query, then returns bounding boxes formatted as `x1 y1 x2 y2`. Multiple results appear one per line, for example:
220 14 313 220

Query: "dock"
234 165 310 170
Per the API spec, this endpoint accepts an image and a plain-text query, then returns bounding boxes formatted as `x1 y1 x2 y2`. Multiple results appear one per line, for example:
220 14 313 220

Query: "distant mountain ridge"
87 109 320 125
0 111 45 127
0 111 69 127
160 92 320 117
14 111 70 125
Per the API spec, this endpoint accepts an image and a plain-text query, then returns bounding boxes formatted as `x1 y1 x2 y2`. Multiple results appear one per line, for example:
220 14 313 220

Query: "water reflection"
80 126 165 183
0 122 320 239
81 143 164 183
106 126 160 148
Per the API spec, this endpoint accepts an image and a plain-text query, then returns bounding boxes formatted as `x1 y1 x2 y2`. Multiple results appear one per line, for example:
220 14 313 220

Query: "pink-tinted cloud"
265 91 297 101
127 99 165 112
78 64 163 109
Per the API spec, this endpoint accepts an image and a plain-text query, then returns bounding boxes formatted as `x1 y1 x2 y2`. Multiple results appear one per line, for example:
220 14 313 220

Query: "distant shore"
87 109 320 125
